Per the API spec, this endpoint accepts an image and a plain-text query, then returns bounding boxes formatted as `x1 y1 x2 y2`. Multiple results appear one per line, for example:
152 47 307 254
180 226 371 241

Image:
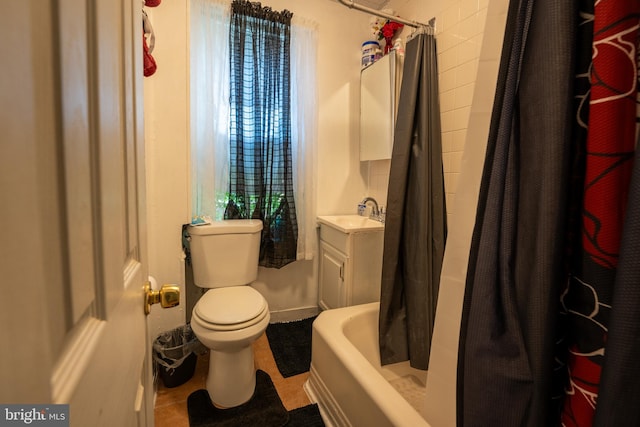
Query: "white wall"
250 0 375 321
366 0 492 224
414 0 509 426
143 0 375 333
144 0 190 338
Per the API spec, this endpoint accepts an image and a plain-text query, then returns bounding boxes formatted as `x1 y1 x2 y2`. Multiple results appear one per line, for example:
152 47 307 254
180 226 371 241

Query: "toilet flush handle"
144 282 180 315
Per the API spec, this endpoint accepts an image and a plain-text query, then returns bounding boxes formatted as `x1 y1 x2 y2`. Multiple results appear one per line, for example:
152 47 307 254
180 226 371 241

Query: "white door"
1 1 154 426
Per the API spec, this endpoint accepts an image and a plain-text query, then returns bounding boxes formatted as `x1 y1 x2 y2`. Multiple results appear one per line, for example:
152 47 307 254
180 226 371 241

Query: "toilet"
187 219 270 408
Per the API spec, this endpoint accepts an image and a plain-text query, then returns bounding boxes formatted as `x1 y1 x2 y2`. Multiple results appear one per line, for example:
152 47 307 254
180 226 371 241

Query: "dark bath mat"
286 403 325 427
266 317 316 378
187 369 289 427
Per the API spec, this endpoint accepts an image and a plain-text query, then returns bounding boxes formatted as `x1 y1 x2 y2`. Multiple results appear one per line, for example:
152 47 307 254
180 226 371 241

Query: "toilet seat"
194 287 268 331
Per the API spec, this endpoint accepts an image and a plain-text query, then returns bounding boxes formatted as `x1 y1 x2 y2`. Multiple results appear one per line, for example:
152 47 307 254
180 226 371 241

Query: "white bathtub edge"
310 303 432 427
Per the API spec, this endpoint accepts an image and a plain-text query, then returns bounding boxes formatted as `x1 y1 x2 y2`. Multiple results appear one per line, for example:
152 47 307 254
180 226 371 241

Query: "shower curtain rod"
337 0 434 30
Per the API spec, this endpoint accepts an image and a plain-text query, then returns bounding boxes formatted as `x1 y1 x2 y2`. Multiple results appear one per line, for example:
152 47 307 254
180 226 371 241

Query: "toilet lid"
195 287 267 326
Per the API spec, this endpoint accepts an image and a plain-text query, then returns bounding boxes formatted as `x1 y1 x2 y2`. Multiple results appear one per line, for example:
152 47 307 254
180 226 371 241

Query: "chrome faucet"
359 197 380 218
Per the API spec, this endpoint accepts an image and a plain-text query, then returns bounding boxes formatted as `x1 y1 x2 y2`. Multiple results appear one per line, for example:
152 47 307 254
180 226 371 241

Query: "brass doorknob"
144 282 180 315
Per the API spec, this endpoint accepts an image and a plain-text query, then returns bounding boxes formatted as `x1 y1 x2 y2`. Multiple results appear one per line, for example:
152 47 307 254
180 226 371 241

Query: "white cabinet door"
319 242 347 310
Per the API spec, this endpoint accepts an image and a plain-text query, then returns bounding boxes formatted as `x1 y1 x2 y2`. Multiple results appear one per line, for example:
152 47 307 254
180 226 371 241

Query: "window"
190 0 318 266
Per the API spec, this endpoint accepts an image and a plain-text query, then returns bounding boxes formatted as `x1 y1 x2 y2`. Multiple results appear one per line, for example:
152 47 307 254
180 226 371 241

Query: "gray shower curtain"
378 31 447 370
456 0 577 425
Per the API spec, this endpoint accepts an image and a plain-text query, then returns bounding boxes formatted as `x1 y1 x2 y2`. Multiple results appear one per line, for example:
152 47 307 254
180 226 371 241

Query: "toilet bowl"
187 219 268 408
191 286 270 407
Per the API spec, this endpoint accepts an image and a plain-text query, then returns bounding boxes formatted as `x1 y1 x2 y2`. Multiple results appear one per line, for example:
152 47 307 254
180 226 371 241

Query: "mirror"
359 50 402 161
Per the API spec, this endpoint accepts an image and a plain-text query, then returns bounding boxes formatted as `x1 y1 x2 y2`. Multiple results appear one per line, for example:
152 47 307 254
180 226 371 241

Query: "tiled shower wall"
366 0 491 225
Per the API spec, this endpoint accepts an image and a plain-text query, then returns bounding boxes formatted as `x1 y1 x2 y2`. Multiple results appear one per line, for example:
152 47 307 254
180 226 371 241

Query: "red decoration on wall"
142 9 157 77
143 30 157 77
380 21 404 53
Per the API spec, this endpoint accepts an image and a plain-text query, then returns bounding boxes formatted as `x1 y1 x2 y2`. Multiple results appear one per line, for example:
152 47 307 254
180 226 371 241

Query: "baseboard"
268 306 319 323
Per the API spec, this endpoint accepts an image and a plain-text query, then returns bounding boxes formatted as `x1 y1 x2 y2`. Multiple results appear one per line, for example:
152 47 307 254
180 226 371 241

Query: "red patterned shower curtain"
561 1 640 425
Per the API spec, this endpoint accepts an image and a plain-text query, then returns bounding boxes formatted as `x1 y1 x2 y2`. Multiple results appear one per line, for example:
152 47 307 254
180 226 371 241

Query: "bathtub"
304 302 431 427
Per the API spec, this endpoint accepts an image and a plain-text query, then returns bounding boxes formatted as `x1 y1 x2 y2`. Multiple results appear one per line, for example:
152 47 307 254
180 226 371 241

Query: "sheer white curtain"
291 17 318 261
190 0 318 261
190 0 230 220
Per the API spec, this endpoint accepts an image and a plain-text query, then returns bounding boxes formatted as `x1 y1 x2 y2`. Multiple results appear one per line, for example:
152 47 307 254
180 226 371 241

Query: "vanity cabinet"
317 216 384 310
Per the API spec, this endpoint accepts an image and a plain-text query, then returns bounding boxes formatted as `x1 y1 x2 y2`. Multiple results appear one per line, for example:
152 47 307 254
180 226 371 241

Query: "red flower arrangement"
379 20 404 53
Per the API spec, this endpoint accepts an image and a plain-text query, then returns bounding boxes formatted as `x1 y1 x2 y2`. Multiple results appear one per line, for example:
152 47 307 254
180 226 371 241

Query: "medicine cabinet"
359 50 402 161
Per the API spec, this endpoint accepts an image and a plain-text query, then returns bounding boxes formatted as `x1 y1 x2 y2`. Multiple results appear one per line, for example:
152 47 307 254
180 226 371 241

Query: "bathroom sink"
317 215 384 233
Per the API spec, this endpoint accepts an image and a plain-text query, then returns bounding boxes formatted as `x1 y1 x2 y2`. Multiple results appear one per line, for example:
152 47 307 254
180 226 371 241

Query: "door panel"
1 0 151 425
59 0 97 324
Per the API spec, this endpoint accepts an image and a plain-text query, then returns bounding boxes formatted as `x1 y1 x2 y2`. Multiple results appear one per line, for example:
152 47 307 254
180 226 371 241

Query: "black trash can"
153 324 203 388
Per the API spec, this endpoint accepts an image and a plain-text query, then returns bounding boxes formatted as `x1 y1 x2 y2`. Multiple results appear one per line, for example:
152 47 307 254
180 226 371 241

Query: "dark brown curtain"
225 0 298 268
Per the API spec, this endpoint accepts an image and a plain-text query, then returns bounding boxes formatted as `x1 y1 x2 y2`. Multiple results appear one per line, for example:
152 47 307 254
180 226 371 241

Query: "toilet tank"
187 220 263 288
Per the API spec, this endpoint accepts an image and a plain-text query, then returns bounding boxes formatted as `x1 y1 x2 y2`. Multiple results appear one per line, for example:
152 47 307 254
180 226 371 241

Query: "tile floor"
153 332 311 427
